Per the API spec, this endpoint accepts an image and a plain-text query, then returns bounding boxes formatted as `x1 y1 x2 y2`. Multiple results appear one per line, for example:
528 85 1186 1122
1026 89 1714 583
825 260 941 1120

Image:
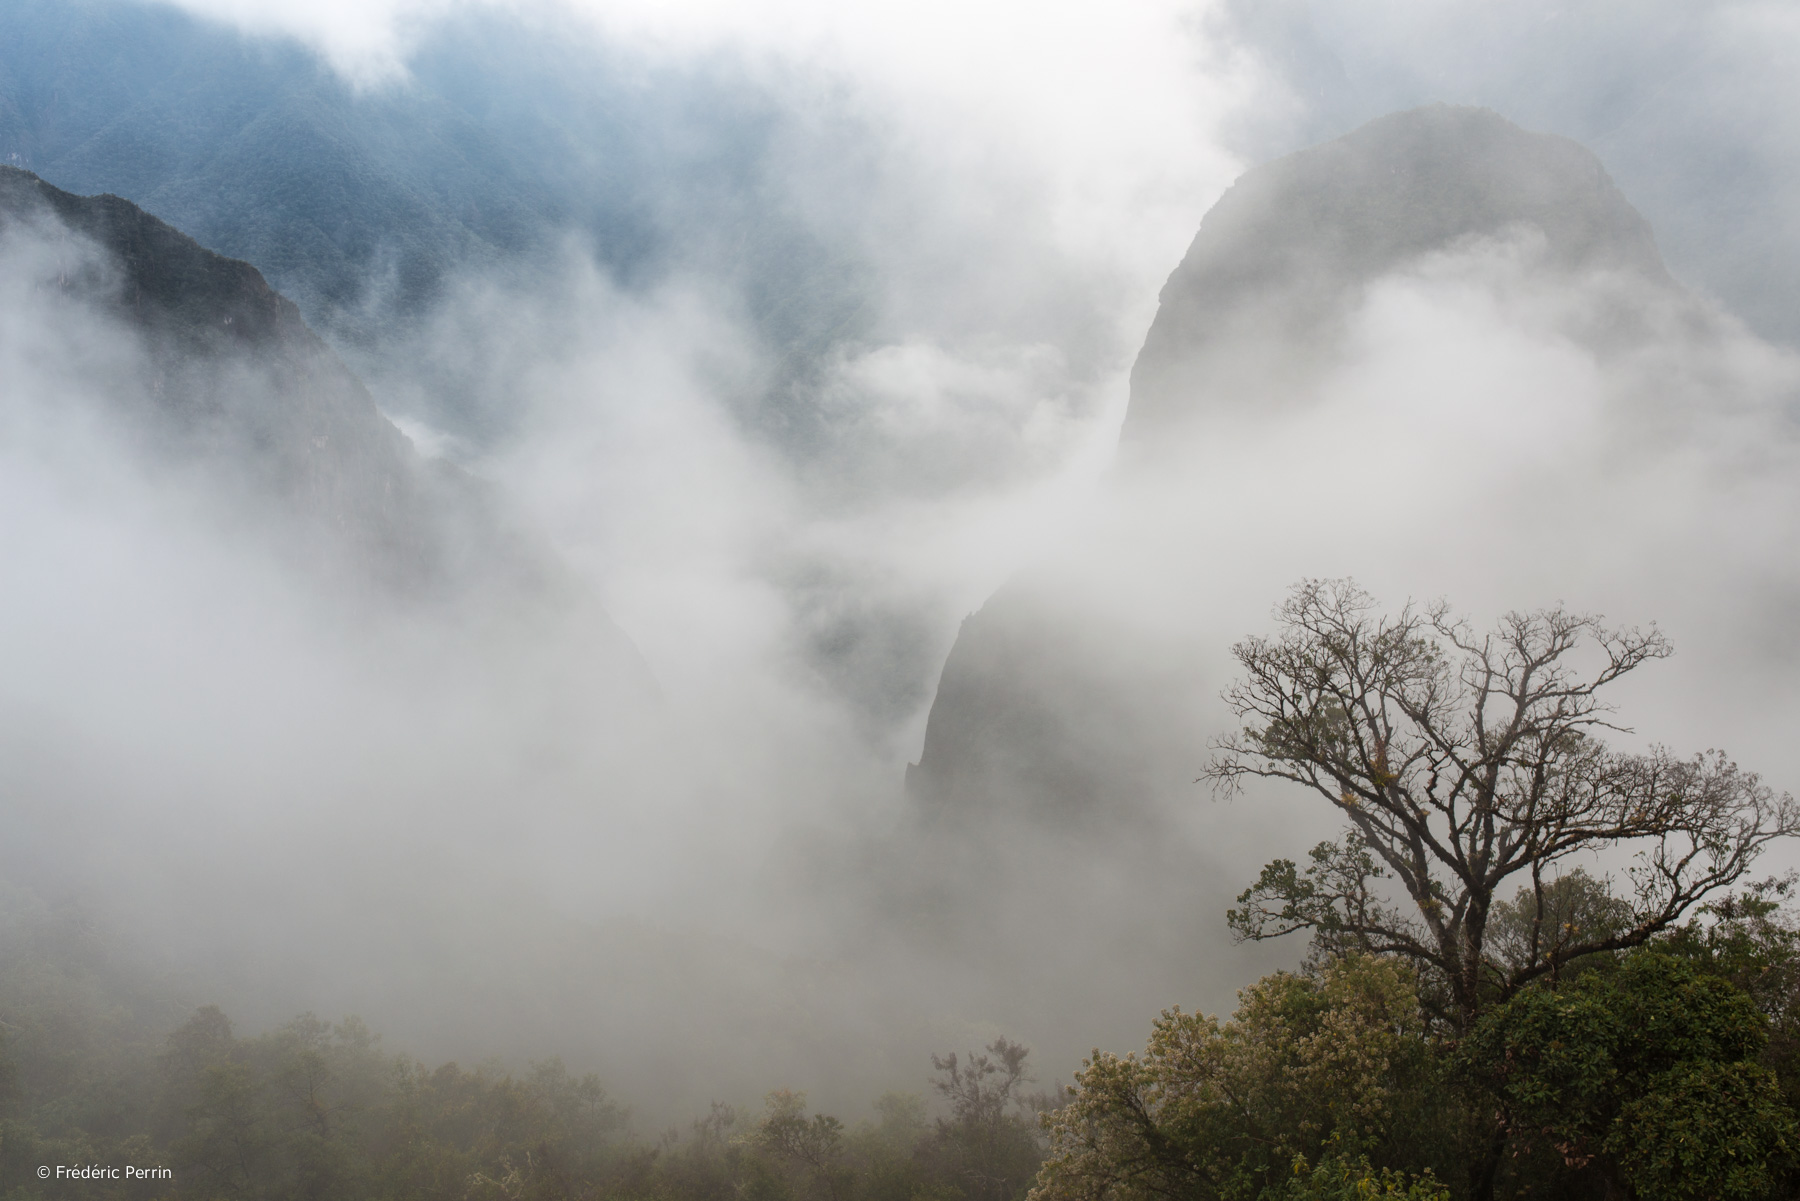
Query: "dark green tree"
1464 950 1796 1200
1658 880 1800 1106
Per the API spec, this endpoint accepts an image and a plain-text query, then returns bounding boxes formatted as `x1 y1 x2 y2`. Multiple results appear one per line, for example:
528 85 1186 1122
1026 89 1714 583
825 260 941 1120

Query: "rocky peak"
1123 105 1671 441
0 165 544 599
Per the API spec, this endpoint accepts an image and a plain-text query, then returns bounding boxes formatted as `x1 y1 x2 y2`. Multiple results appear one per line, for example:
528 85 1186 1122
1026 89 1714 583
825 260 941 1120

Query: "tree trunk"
1466 1121 1507 1201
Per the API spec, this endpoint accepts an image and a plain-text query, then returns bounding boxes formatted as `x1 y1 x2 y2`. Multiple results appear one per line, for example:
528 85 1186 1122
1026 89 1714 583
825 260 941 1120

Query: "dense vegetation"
1036 895 1800 1201
0 899 1049 1201
5 888 1798 1200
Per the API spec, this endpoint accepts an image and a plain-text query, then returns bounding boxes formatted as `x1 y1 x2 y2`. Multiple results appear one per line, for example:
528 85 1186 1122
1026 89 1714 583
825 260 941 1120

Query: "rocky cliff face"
907 106 1684 824
1125 105 1668 443
904 577 1172 825
0 164 558 598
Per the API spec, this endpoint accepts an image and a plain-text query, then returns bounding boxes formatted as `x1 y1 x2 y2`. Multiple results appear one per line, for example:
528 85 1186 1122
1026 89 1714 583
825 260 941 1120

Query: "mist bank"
0 179 892 1116
3 27 1800 1143
0 167 1180 1120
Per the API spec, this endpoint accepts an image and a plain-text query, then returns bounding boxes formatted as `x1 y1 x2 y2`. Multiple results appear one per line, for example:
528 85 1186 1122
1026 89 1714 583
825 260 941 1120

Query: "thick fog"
3 0 1800 1128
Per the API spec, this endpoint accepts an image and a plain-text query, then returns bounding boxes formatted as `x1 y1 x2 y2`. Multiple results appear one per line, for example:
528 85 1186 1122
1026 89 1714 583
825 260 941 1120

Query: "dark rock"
1125 105 1668 442
0 164 571 603
906 579 1148 824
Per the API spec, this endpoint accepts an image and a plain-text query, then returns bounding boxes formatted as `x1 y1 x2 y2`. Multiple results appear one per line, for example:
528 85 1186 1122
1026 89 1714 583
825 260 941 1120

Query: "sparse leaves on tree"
1206 579 1799 1026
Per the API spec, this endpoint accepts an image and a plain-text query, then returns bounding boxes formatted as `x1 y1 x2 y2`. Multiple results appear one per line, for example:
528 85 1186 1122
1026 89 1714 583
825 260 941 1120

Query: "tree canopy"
1031 955 1452 1201
1205 579 1798 1026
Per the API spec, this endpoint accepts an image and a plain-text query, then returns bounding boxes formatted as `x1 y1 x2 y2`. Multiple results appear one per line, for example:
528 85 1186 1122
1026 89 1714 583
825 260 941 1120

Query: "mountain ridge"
0 163 586 607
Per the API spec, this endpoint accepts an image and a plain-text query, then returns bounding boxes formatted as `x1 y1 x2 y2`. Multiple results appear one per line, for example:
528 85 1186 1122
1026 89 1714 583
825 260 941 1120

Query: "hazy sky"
142 0 1800 347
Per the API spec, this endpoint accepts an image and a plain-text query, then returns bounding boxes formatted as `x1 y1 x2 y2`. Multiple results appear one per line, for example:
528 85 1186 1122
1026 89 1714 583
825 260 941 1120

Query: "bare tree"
1204 579 1798 1028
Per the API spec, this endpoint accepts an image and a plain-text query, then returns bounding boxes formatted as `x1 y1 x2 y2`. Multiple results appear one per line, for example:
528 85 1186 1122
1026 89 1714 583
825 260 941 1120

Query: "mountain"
0 0 871 442
0 163 576 601
1124 104 1670 443
906 106 1686 822
0 0 578 346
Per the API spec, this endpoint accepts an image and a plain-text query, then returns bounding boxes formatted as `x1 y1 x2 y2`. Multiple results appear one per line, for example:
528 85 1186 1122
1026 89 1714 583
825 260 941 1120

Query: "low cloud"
12 0 1800 1129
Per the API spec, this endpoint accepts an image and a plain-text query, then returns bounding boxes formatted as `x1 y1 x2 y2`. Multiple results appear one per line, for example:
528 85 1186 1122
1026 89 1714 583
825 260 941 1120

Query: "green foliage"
134 1004 631 1201
1282 1138 1449 1201
755 1089 851 1201
1484 869 1634 983
1227 837 1413 969
1658 881 1800 1105
1032 956 1457 1201
10 875 1800 1201
1464 950 1796 1199
1611 1061 1793 1201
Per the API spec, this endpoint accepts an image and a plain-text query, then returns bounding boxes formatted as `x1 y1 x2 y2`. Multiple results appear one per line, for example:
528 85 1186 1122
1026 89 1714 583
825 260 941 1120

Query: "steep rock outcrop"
905 578 1167 823
909 106 1681 823
1125 105 1668 442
